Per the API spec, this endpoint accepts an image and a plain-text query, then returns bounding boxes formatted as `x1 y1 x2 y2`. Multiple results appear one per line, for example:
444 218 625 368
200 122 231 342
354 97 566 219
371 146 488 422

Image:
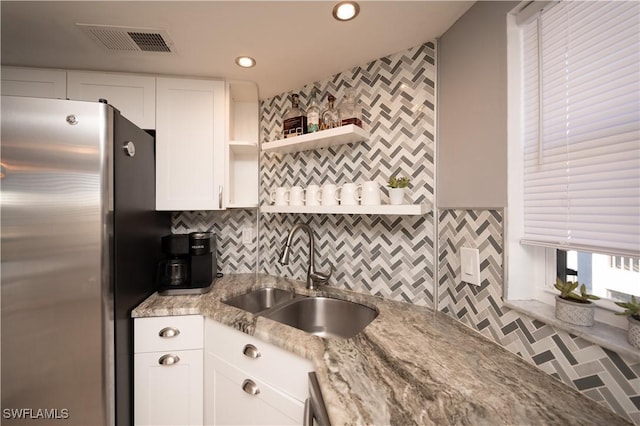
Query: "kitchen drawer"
205 319 313 401
135 315 203 353
205 352 303 425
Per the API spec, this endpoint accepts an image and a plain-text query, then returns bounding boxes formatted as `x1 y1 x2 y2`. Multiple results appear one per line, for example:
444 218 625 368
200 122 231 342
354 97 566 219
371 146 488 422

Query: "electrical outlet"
460 247 481 286
242 227 253 245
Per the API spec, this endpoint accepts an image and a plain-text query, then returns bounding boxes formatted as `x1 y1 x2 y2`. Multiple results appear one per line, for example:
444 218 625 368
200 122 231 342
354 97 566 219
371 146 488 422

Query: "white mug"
306 184 321 206
289 186 306 206
360 181 381 205
320 184 340 206
270 187 289 206
337 183 361 205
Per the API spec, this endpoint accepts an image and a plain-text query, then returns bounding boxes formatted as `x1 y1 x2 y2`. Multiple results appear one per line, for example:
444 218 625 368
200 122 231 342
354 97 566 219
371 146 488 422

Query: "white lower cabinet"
205 353 302 425
134 349 204 426
134 315 204 426
134 316 314 426
204 319 314 426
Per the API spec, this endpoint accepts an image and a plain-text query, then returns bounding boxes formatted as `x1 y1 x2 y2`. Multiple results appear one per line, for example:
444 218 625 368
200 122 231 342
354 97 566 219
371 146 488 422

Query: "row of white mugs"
269 181 384 206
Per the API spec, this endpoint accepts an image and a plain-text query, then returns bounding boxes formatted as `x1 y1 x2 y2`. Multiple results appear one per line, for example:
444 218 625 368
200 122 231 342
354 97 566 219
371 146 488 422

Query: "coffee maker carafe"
157 232 217 295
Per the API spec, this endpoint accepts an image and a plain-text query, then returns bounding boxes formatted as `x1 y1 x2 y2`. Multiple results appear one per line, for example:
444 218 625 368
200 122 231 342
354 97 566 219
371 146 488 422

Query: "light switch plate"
460 247 481 286
242 227 253 245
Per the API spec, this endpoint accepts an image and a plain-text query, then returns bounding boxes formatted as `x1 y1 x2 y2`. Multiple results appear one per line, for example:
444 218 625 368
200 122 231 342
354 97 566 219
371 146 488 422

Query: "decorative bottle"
320 94 339 130
307 90 321 133
283 94 307 138
338 88 363 128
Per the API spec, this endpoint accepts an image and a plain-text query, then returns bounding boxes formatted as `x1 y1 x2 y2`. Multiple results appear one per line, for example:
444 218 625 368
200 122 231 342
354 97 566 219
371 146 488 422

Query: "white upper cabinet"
67 71 156 129
155 77 226 211
1 66 67 99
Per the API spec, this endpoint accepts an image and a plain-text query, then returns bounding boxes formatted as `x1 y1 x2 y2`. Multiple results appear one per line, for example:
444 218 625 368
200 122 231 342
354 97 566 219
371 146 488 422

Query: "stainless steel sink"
262 297 378 339
222 287 299 314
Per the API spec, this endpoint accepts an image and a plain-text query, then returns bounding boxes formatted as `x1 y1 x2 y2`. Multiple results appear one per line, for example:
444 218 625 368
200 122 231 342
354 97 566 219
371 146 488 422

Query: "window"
507 1 640 317
558 250 639 303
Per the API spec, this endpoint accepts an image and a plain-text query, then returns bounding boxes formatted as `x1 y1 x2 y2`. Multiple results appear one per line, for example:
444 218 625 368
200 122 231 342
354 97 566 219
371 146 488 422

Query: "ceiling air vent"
77 24 174 53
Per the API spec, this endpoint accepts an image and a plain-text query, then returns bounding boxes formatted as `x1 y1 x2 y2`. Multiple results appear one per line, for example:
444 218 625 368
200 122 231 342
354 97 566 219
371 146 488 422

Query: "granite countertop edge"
132 273 631 426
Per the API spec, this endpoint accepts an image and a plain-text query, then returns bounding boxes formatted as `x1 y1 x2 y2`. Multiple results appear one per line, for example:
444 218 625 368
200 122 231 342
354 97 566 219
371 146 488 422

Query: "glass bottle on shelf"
283 93 307 138
338 88 363 128
320 94 339 130
307 90 321 133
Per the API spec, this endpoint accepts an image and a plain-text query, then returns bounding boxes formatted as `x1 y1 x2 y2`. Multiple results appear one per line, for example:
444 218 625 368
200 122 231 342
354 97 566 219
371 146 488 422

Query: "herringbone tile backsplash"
172 209 257 274
438 209 640 423
260 42 436 306
170 39 638 423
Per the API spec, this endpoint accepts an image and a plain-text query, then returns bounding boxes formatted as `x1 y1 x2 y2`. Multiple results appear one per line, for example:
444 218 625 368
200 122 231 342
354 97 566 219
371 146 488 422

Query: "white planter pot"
555 296 595 327
388 187 405 205
627 316 640 349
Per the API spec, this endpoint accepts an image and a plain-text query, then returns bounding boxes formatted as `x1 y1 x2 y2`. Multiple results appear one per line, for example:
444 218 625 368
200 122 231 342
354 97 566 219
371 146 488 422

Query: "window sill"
504 300 640 362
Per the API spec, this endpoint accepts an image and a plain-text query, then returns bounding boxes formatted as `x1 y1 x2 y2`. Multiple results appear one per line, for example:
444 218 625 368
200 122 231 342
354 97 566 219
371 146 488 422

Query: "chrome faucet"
278 223 332 289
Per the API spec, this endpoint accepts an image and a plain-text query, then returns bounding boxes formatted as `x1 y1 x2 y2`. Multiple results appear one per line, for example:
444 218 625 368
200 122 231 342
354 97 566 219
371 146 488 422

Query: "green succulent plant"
554 278 600 303
387 175 410 189
614 296 640 321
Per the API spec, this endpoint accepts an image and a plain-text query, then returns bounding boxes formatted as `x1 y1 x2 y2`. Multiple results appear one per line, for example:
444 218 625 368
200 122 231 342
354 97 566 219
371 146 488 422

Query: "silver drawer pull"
242 344 261 359
158 327 180 338
242 379 260 395
158 354 180 365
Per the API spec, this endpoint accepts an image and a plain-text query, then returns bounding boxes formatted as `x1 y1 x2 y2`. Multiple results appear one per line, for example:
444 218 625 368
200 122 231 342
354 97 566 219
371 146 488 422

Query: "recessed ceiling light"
333 1 360 22
235 56 256 68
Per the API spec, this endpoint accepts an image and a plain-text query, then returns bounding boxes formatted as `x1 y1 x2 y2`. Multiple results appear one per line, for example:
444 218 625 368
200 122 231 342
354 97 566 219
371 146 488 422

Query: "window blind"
521 1 640 257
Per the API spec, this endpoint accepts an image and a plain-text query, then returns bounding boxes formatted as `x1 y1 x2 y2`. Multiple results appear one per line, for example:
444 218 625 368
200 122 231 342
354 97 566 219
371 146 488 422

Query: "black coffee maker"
157 232 217 295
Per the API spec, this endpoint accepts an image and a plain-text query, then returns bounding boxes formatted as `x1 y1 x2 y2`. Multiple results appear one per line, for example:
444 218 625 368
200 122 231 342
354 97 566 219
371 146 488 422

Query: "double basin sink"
223 287 378 339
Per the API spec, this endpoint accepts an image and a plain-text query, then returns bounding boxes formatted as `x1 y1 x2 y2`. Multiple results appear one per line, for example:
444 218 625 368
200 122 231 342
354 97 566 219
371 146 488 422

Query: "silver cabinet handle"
158 354 180 365
241 379 260 395
158 327 180 338
242 344 261 359
218 185 223 209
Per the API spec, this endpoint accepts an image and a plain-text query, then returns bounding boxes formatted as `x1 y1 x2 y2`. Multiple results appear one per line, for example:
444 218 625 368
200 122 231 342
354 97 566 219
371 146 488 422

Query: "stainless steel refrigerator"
1 96 170 425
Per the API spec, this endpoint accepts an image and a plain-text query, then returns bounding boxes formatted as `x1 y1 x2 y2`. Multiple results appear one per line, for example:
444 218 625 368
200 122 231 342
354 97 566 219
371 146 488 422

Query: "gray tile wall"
438 209 640 424
172 209 257 274
259 42 436 306
170 40 639 424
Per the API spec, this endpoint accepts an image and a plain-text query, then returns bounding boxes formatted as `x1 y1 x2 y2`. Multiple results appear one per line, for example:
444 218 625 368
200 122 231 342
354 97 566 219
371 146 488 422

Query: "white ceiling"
0 1 474 100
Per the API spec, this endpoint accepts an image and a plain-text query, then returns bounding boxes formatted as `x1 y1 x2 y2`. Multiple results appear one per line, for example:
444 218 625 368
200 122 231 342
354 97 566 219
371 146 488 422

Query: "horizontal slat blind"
521 1 640 257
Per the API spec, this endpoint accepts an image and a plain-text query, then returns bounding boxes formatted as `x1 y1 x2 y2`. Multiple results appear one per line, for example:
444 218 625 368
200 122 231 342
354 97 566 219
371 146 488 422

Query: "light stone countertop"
132 274 630 425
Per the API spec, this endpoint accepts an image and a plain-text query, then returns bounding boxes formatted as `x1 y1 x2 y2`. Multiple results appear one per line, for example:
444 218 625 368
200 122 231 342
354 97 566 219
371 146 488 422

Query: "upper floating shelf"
261 124 369 154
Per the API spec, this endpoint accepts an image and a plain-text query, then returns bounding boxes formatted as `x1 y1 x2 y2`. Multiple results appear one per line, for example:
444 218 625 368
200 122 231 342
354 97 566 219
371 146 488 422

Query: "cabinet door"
134 349 203 426
156 77 226 211
204 353 302 426
67 71 156 129
1 66 66 99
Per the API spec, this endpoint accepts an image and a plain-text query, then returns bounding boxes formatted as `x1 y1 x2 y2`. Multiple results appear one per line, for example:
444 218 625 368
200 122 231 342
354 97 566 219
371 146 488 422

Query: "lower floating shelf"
260 202 432 216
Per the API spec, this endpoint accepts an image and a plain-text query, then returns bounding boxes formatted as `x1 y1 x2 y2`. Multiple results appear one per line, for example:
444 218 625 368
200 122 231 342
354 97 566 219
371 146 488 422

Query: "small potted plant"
554 278 600 326
614 296 640 349
387 175 410 205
